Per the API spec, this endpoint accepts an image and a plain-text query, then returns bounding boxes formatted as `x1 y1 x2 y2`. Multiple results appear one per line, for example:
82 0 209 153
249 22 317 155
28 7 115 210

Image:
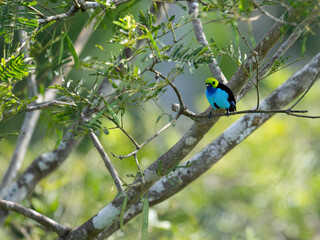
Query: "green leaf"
142 26 163 61
58 33 64 65
103 128 109 135
120 194 128 231
141 197 149 240
95 44 105 52
157 160 163 175
55 129 63 149
64 33 79 69
93 11 106 32
106 105 119 125
0 54 33 84
89 108 106 125
231 22 239 47
300 32 308 56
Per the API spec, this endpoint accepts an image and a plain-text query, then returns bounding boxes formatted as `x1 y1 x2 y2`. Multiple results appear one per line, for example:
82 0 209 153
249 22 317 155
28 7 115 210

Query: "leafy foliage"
0 83 36 122
0 1 38 43
0 54 36 121
0 54 34 84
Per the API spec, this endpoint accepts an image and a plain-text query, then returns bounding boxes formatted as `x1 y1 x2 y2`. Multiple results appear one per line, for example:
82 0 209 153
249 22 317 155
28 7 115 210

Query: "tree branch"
113 67 183 160
0 28 41 195
0 199 70 236
251 0 298 26
88 131 124 193
23 100 76 111
187 1 227 83
289 70 320 110
37 1 132 24
229 7 300 95
0 10 96 201
171 104 316 123
239 7 319 99
0 130 81 225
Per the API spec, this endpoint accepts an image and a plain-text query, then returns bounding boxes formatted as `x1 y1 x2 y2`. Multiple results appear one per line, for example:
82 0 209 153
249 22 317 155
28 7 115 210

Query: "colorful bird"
205 77 236 116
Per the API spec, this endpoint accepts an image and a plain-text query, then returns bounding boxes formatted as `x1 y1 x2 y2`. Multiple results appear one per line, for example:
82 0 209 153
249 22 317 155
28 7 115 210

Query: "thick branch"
0 199 70 236
0 131 80 225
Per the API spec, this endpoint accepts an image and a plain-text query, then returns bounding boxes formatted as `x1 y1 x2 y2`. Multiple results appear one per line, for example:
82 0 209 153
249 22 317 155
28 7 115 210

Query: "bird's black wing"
217 83 237 111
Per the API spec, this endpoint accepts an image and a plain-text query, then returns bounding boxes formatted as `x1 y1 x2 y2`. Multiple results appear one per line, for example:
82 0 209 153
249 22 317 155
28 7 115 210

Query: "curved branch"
37 1 132 24
0 199 70 236
251 0 298 26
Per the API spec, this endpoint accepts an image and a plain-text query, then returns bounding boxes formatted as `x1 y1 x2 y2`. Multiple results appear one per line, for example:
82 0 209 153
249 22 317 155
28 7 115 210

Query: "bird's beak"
206 83 211 87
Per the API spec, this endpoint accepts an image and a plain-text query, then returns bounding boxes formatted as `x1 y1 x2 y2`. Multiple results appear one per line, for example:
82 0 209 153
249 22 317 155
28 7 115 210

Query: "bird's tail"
229 101 236 112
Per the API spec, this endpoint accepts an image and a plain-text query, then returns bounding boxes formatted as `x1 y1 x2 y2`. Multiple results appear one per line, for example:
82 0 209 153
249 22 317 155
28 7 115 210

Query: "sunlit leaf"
141 197 149 240
120 194 128 231
64 33 79 69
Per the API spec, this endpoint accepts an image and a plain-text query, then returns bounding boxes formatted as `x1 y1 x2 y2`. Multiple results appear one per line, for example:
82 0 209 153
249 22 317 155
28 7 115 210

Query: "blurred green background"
0 1 319 239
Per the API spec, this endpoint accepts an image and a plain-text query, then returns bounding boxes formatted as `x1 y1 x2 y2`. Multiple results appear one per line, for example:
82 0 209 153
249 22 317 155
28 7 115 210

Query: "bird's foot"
208 109 213 118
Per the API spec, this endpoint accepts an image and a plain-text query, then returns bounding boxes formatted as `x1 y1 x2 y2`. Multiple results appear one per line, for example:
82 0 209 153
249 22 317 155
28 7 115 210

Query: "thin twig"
105 115 140 148
25 100 76 111
112 66 185 160
251 0 298 26
26 5 46 18
113 115 178 160
147 67 185 111
239 7 319 100
88 131 124 193
162 0 177 42
133 153 145 183
0 199 70 236
171 103 317 120
289 70 320 110
236 27 261 108
37 1 132 24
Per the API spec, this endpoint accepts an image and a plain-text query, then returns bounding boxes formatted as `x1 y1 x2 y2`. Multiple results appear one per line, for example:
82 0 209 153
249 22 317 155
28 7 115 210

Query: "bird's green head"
206 77 219 88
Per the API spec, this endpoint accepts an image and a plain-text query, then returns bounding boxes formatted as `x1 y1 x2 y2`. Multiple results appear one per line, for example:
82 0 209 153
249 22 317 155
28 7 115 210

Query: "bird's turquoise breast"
206 88 231 109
